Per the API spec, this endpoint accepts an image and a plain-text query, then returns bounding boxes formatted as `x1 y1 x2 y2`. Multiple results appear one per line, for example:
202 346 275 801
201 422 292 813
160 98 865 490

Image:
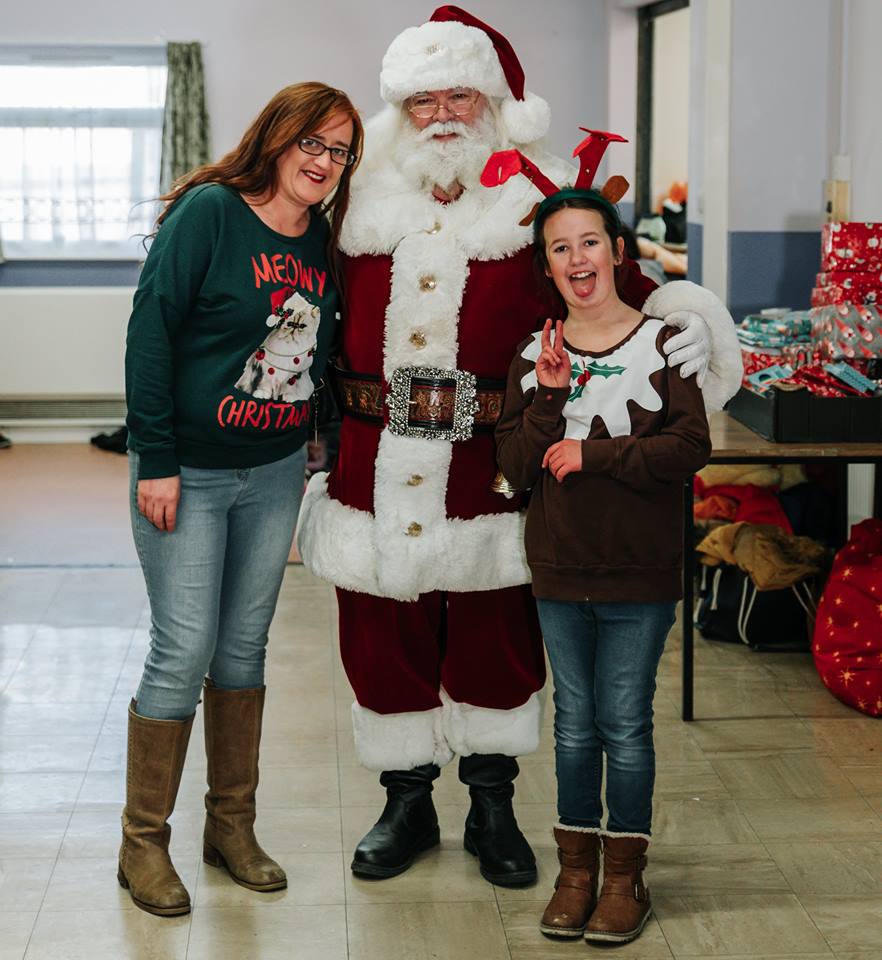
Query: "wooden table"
681 411 882 720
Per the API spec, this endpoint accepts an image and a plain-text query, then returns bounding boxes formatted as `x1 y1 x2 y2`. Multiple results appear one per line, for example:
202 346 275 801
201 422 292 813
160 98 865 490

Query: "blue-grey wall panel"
618 201 635 226
0 261 142 287
727 230 819 322
687 221 702 285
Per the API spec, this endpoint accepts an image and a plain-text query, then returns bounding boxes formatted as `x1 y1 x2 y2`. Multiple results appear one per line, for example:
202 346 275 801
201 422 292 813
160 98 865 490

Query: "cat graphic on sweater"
235 288 319 403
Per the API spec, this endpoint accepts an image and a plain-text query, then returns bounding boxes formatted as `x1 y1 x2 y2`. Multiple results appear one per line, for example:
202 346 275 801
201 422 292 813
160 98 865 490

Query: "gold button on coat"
409 330 427 348
406 474 424 486
406 522 423 537
419 276 437 291
427 222 441 235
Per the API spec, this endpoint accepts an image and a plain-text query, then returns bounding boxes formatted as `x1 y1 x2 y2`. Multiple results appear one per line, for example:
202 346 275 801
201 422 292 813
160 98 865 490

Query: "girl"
495 189 711 944
121 82 362 916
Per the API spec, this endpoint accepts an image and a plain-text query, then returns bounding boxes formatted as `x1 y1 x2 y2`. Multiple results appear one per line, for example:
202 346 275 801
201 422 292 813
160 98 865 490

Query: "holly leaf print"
568 362 589 402
585 361 627 379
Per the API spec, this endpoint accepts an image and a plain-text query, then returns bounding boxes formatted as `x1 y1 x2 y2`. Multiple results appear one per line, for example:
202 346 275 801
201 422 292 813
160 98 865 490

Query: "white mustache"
414 120 471 142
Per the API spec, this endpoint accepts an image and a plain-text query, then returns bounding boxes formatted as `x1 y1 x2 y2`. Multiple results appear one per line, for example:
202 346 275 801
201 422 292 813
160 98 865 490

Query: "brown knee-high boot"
201 680 286 891
584 834 651 943
118 700 194 917
539 827 601 938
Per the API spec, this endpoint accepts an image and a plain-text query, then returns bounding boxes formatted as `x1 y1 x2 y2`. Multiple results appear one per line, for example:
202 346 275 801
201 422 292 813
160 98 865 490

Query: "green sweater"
126 184 338 479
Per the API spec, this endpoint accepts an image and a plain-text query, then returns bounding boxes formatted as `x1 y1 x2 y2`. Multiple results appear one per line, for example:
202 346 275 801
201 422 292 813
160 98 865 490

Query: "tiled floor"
1 445 881 959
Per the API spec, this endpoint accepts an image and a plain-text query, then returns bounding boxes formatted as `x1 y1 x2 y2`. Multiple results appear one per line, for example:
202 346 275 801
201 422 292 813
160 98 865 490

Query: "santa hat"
379 4 551 144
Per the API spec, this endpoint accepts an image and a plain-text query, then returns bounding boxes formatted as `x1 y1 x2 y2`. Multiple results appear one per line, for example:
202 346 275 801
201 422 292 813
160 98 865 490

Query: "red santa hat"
379 4 551 144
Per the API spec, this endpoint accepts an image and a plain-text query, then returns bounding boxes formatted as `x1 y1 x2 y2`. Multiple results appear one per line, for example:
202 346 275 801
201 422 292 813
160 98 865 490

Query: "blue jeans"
129 448 306 720
536 600 675 836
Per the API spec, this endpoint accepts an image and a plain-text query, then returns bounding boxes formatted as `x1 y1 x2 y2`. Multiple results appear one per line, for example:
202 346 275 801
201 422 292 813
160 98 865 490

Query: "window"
0 45 167 259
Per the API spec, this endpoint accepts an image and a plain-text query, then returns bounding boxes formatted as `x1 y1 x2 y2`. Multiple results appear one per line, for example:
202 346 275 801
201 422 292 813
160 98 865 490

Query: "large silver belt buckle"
386 366 479 441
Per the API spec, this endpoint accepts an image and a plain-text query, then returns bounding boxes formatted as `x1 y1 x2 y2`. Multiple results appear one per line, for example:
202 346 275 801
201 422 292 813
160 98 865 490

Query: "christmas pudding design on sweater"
519 317 665 437
235 287 320 403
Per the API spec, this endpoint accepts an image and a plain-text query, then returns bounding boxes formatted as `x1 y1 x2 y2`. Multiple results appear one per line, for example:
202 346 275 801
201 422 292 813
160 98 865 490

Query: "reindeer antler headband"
480 128 630 226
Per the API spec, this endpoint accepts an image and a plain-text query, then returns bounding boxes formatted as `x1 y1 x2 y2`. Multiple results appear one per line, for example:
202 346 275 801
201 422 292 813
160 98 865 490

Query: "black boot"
460 753 537 887
350 764 441 879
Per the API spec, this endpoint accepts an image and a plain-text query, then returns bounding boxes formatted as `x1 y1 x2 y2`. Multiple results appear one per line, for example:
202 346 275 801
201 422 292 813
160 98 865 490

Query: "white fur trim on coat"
441 687 544 758
351 702 453 771
296 472 532 601
643 280 743 413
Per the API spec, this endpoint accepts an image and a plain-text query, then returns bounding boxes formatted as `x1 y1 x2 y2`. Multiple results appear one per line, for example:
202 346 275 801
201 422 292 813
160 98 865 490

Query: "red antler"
480 149 560 197
573 128 628 190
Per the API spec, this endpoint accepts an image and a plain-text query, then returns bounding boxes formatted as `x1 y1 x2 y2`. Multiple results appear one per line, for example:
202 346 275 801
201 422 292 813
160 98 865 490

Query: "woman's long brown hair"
155 82 363 297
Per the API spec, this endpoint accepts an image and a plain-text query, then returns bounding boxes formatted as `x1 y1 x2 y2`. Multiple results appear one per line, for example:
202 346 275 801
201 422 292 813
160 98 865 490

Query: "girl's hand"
535 319 571 389
137 476 182 532
542 439 582 482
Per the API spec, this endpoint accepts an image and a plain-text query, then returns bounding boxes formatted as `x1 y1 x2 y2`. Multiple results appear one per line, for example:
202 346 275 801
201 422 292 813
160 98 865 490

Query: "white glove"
662 310 712 386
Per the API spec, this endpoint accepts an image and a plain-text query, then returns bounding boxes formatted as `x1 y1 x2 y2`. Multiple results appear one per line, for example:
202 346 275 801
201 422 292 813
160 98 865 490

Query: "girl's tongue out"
569 270 597 299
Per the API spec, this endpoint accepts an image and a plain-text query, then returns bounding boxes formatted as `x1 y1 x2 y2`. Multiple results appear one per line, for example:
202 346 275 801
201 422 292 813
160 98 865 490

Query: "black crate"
727 384 882 442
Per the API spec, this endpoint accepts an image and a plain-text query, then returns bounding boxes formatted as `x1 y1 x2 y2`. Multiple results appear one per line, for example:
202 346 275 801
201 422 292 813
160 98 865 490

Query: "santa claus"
297 5 742 885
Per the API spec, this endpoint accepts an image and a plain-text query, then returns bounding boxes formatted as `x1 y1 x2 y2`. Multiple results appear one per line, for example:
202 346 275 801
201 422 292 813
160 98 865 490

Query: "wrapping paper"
821 221 882 272
811 285 880 308
810 303 882 360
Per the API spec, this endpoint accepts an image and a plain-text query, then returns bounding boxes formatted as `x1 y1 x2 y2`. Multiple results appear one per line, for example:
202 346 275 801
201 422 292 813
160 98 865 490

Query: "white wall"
847 0 882 219
651 6 689 209
687 0 706 227
606 2 638 205
1 289 131 396
698 0 731 300
728 0 834 233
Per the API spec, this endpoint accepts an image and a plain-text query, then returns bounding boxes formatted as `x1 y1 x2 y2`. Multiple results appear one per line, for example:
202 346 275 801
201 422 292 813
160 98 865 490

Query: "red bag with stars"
813 518 882 716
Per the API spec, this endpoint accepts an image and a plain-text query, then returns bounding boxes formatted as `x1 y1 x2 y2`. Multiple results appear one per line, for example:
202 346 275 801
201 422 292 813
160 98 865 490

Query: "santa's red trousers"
336 584 545 714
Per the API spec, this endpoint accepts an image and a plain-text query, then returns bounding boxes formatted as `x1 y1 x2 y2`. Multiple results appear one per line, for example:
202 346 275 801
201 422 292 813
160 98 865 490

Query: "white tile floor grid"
1 564 881 960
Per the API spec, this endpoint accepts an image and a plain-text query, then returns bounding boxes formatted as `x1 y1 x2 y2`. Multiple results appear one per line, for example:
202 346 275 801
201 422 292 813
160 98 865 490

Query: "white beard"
391 111 504 194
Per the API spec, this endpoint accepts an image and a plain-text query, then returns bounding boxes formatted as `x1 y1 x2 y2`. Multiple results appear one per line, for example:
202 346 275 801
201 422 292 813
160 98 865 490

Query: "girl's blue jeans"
129 448 306 720
536 599 675 835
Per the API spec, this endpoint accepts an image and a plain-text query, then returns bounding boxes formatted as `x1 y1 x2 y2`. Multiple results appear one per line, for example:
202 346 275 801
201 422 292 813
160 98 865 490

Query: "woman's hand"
535 319 572 389
137 476 182 532
542 439 582 482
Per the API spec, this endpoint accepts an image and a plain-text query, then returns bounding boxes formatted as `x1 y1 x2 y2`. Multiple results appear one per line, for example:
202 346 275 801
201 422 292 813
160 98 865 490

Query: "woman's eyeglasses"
405 88 479 120
298 137 358 167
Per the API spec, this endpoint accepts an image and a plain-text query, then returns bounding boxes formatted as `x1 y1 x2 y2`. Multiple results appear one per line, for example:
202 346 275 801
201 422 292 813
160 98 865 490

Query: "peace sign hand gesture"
535 319 572 389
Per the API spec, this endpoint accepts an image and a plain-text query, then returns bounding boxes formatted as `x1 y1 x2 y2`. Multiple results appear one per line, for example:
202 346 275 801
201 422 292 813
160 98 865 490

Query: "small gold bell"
490 470 517 498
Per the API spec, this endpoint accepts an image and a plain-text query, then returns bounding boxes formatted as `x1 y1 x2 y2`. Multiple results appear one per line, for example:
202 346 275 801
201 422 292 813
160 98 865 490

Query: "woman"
495 188 710 944
119 82 362 917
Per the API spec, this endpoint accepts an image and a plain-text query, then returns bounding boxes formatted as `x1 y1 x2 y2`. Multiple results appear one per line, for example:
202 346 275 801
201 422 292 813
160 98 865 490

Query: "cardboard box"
727 384 882 442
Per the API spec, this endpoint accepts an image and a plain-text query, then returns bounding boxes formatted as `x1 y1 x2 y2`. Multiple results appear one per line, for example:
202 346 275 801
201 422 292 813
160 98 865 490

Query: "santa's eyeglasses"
405 88 480 119
298 137 358 166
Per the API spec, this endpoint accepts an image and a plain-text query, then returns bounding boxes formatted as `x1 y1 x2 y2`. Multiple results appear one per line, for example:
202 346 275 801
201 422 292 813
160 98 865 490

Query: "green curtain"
160 42 211 192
